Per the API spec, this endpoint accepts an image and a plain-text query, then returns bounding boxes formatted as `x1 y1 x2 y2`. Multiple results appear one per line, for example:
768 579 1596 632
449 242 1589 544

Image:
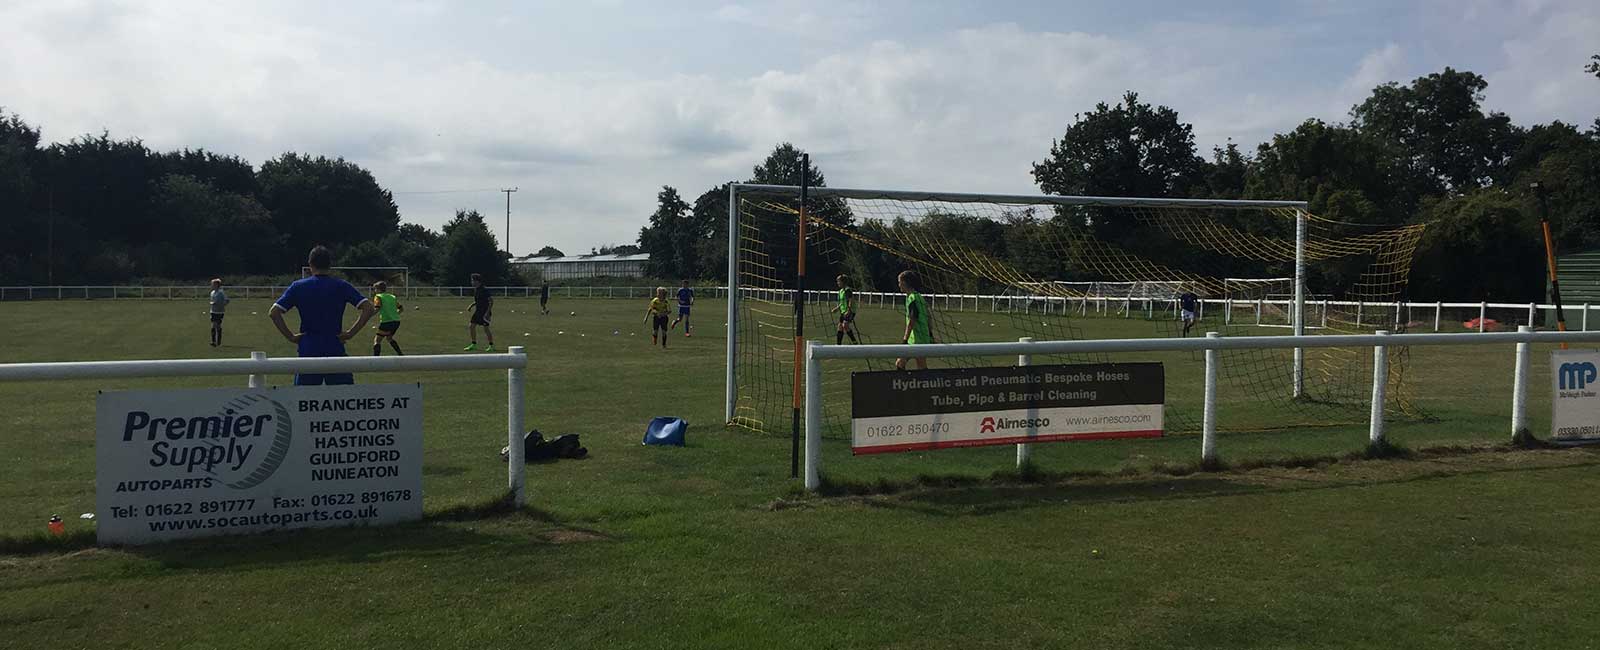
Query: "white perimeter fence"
3 284 1581 333
0 348 534 506
800 328 1600 491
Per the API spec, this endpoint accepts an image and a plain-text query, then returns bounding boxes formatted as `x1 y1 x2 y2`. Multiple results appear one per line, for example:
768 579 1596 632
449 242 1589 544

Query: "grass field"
3 295 1599 649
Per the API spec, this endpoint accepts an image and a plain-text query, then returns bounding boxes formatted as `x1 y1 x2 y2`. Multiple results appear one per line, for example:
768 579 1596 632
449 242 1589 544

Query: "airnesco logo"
1560 362 1598 391
980 415 1050 433
119 393 293 489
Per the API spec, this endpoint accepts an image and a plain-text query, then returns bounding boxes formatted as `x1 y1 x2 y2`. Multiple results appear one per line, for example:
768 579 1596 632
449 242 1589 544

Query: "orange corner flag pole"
1535 182 1567 349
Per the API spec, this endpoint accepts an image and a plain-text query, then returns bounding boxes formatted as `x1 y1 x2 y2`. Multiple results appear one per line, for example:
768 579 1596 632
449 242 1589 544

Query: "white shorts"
1181 309 1196 322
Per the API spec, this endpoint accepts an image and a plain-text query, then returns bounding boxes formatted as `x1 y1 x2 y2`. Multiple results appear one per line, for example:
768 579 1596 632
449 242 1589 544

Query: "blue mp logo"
1559 362 1598 390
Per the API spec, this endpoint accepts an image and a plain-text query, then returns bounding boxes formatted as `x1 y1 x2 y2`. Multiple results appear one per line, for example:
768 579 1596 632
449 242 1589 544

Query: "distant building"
512 253 650 281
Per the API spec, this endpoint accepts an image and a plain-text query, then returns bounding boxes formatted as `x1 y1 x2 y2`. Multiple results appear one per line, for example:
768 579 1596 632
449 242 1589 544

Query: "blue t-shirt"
275 275 367 358
677 287 694 306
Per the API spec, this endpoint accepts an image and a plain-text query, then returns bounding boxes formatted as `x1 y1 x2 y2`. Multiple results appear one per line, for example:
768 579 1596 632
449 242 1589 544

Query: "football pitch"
3 296 1600 648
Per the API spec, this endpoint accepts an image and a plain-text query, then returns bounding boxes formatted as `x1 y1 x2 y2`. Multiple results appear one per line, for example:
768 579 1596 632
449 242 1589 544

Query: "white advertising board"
95 384 422 544
1552 350 1600 444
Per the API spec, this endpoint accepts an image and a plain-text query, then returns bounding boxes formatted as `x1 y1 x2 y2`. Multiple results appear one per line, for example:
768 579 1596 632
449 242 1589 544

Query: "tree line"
0 117 518 286
638 65 1600 301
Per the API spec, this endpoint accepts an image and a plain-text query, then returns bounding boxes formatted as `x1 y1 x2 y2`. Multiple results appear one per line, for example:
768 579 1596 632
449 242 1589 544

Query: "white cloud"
3 1 1596 256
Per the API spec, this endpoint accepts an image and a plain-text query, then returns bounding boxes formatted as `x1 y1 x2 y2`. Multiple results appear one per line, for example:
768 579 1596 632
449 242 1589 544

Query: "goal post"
723 183 1425 437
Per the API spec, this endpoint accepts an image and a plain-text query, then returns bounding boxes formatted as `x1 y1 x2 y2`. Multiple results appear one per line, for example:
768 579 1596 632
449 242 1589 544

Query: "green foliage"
256 152 401 263
432 209 518 286
1032 91 1207 200
534 245 565 257
1410 189 1543 300
638 185 694 279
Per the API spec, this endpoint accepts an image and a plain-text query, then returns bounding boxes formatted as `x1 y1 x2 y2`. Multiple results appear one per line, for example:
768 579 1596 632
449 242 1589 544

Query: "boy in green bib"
895 270 932 370
830 274 860 345
371 281 405 356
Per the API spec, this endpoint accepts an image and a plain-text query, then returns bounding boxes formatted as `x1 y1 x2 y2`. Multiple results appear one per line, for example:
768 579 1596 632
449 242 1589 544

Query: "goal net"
725 185 1427 437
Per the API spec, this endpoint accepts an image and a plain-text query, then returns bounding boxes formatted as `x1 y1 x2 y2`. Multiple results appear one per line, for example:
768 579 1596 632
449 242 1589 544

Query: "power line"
391 188 503 195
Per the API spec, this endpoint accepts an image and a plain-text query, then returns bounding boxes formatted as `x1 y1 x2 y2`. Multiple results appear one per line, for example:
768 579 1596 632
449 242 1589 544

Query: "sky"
4 0 1598 256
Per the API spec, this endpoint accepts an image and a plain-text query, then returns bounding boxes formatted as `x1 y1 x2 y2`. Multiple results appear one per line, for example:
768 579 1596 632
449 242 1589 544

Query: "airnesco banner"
1551 350 1600 444
850 363 1163 455
95 384 423 545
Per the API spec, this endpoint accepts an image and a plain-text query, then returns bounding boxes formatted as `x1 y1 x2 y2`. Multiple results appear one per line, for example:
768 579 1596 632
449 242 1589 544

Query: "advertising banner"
95 384 422 544
850 363 1163 455
1551 350 1600 444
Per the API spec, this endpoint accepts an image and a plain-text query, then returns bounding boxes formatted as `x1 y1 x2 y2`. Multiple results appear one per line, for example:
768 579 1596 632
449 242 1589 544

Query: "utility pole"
501 187 518 256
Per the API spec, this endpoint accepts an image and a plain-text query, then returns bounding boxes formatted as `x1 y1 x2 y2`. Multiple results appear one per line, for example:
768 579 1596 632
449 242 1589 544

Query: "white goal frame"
723 184 1311 423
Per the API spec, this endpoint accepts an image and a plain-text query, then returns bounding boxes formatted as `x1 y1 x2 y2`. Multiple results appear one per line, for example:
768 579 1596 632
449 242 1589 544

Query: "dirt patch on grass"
538 529 609 544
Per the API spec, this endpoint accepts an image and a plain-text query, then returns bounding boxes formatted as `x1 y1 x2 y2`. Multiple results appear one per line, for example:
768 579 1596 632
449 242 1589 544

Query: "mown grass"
1 296 1597 649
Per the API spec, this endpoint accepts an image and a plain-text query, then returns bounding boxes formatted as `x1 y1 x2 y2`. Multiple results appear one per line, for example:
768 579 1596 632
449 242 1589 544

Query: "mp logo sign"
1551 351 1600 444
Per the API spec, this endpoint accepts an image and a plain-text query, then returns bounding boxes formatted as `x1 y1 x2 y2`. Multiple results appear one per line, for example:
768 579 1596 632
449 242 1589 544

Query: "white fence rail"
0 348 533 506
0 285 736 301
799 327 1599 491
0 282 1579 333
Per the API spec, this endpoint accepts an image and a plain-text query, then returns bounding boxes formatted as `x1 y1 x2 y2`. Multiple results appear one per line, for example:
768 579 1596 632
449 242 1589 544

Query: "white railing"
2 283 1576 333
0 348 533 506
0 285 735 302
799 327 1599 491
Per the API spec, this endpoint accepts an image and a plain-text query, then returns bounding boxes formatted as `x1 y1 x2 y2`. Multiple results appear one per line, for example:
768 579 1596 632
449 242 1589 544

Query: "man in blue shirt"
670 279 695 337
268 246 377 385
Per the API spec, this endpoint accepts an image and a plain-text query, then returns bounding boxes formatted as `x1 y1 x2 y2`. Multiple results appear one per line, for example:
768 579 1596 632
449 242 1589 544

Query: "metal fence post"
804 342 822 492
1435 301 1442 332
1512 325 1531 439
1586 303 1591 331
1527 302 1536 328
1479 302 1487 332
507 346 528 506
1202 332 1220 464
1369 330 1390 443
1016 337 1034 469
248 351 266 388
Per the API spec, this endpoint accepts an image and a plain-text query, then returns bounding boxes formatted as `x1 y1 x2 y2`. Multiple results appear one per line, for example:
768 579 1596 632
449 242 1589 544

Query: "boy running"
830 274 859 345
645 287 671 348
464 273 495 352
540 282 551 315
371 281 405 355
268 246 376 385
1179 287 1200 337
208 278 229 347
670 279 695 336
895 270 932 371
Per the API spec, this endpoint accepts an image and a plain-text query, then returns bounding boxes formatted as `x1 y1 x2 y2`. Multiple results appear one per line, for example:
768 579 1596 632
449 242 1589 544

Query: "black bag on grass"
501 430 588 462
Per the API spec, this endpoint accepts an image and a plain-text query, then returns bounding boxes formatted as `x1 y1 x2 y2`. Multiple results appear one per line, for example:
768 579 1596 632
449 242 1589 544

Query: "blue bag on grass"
643 417 687 446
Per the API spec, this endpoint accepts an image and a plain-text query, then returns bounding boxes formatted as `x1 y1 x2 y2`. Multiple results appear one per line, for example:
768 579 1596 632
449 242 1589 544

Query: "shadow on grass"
0 491 607 566
785 443 1600 518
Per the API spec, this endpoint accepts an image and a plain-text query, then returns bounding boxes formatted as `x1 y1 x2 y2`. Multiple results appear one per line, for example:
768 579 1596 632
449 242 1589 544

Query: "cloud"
3 1 1596 255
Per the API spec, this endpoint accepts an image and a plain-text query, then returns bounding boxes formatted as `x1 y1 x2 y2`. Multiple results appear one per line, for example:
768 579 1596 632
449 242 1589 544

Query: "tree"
1410 189 1543 300
1350 68 1522 193
256 152 400 262
1246 119 1405 224
433 210 516 286
534 245 564 257
638 186 693 278
690 183 731 280
1587 54 1599 80
0 110 43 282
1032 91 1207 201
598 244 641 255
148 175 280 277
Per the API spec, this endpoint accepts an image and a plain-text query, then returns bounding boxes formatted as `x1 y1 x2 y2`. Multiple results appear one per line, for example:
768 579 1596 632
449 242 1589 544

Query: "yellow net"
733 192 1427 437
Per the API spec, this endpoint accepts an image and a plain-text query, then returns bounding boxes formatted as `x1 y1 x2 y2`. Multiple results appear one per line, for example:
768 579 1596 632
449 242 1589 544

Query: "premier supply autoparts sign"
850 363 1164 454
1551 350 1600 444
95 384 422 545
